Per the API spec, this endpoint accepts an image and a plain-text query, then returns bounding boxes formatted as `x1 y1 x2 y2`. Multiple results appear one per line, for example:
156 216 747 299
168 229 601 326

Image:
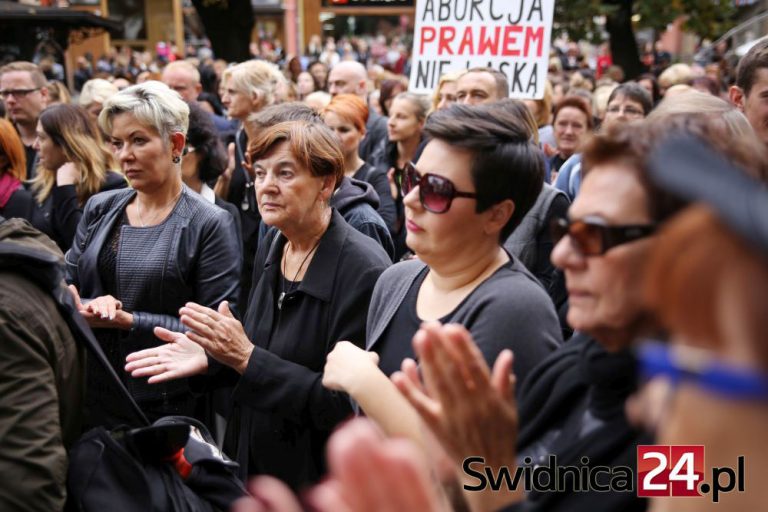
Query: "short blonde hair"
658 63 692 89
79 78 118 108
98 80 189 140
593 83 618 120
429 71 462 114
223 60 283 108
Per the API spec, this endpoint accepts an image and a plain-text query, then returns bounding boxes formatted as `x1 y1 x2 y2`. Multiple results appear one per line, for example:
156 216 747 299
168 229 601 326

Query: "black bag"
0 239 248 512
67 417 246 512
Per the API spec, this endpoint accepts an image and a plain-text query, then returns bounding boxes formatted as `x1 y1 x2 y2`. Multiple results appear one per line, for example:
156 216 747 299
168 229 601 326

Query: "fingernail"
109 313 115 320
101 313 108 319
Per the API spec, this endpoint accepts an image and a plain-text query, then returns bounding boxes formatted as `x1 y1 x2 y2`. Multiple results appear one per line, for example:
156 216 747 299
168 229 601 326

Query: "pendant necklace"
278 239 321 310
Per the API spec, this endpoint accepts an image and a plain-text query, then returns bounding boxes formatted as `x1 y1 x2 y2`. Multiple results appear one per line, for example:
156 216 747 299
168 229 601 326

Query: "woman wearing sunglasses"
322 102 562 443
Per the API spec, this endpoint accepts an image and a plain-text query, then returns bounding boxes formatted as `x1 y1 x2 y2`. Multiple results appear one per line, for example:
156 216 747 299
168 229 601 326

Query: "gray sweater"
365 256 563 385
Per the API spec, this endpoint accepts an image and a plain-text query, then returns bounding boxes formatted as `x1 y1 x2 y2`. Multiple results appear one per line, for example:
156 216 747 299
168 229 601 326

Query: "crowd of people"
1 31 768 512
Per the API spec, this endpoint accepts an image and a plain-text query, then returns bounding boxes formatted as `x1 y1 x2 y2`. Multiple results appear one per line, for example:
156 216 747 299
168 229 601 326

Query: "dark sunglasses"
401 162 477 214
550 215 655 256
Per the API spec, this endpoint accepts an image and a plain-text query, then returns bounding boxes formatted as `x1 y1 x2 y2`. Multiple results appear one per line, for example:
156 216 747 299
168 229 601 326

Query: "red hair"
0 119 27 180
645 206 768 368
322 94 369 133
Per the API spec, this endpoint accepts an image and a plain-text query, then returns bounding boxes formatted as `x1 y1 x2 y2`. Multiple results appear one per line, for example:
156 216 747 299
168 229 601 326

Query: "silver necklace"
278 239 320 310
136 189 182 227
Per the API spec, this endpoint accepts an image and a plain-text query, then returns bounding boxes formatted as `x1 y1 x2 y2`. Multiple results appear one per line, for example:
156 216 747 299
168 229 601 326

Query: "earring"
172 155 181 164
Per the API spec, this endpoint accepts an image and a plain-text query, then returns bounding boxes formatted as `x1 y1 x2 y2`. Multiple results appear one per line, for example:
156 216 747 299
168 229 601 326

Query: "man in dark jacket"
0 217 86 511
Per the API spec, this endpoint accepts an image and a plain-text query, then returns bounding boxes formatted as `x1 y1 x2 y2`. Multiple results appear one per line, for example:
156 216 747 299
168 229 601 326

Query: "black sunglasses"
550 215 656 256
401 162 477 214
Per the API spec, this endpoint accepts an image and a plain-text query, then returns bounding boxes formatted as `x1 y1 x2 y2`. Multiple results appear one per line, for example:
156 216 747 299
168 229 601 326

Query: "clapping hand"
391 322 523 511
69 284 133 330
125 327 209 383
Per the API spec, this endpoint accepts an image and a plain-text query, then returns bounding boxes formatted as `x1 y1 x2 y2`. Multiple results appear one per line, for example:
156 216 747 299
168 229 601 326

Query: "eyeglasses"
0 87 41 99
550 215 655 256
605 105 645 117
401 162 477 214
637 341 768 401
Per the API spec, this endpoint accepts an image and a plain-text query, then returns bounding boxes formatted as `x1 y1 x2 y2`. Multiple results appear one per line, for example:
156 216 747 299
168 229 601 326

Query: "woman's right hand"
125 327 209 383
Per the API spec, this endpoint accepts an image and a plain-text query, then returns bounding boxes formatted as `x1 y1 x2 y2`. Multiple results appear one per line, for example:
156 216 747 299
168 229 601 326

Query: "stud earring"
172 155 181 164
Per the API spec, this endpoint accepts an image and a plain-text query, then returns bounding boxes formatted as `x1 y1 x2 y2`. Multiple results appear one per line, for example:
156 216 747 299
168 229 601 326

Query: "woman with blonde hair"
30 104 126 251
0 118 35 220
215 59 284 306
65 81 241 427
429 71 461 114
523 79 555 147
78 78 119 120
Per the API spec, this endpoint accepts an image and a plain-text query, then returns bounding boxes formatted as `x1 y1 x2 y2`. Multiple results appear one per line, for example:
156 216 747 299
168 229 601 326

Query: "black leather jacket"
64 186 241 418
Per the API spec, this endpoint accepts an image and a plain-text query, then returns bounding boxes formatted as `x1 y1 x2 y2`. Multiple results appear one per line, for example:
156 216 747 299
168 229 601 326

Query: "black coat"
509 333 649 512
226 209 390 488
30 170 127 252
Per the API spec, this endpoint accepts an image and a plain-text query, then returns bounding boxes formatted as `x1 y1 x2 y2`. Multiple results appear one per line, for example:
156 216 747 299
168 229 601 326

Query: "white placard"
409 0 555 99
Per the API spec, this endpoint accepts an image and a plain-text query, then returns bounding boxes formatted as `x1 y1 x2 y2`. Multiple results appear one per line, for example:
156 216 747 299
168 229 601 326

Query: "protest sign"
408 0 555 99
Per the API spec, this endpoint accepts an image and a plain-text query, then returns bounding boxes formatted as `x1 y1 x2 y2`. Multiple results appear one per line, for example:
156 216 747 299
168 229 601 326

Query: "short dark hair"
465 67 509 99
424 102 544 240
736 38 768 97
607 82 653 115
185 101 227 182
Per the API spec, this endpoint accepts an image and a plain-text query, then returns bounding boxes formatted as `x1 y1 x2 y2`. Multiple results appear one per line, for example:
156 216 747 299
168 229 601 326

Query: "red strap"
164 448 193 479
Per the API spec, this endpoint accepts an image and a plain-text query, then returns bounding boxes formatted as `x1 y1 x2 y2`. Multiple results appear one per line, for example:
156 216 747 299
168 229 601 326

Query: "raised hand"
180 300 254 374
232 418 445 512
391 322 522 510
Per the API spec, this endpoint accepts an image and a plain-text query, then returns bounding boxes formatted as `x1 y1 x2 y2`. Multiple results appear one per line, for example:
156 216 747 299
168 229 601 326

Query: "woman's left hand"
322 341 380 393
56 162 79 186
69 284 133 330
179 301 254 374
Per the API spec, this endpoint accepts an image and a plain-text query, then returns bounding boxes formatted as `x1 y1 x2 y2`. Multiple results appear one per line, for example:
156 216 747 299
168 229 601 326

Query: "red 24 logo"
637 445 705 497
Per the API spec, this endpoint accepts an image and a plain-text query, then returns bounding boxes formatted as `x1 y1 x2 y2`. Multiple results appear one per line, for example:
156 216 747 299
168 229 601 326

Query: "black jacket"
0 185 35 223
352 162 397 231
30 170 127 253
224 129 260 308
228 209 390 488
333 176 394 260
509 333 649 512
359 110 388 162
65 186 241 423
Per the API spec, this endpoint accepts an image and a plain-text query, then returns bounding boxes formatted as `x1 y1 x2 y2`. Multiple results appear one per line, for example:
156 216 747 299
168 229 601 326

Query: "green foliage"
554 0 739 43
